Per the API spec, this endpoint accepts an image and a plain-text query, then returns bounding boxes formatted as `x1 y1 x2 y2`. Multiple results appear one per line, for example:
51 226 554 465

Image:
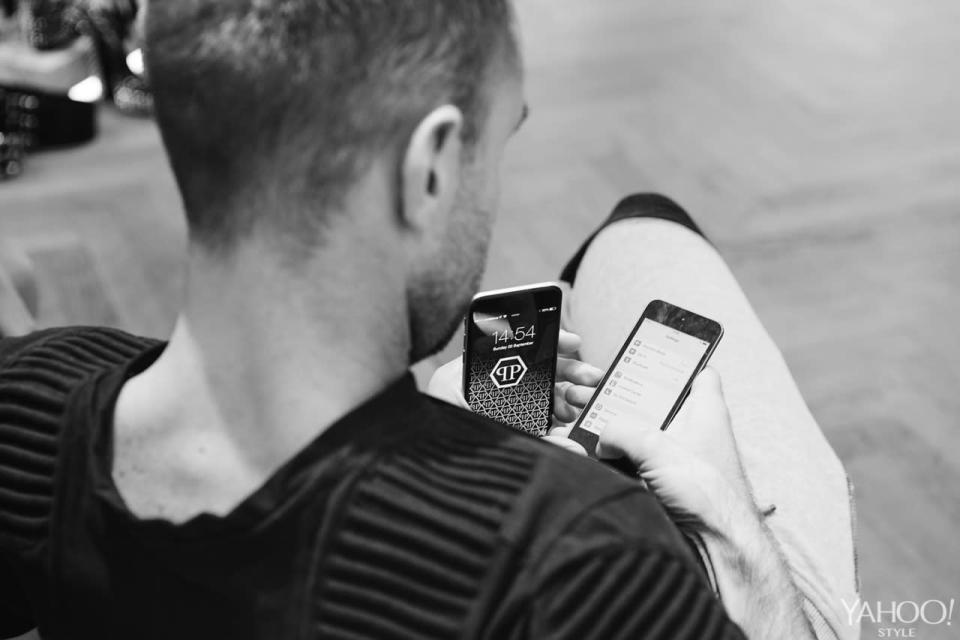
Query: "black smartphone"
568 299 723 458
462 283 562 436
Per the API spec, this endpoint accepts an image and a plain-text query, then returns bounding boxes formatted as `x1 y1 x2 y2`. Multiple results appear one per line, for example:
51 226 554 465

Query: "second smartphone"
462 283 562 436
568 299 723 458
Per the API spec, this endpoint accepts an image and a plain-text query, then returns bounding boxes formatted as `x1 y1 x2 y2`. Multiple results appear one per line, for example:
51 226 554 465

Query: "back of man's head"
145 0 515 254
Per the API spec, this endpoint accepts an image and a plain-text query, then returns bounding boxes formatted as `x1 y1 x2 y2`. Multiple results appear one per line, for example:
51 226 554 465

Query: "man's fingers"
564 383 595 408
552 380 597 424
596 420 691 471
547 423 574 438
596 420 658 462
556 357 604 387
553 384 580 423
557 329 582 357
542 434 588 456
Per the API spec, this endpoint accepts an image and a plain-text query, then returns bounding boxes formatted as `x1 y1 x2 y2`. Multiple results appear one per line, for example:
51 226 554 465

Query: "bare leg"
562 195 859 640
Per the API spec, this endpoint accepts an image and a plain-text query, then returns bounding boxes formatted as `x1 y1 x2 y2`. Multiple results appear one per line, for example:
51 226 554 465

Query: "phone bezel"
568 299 723 458
461 282 563 431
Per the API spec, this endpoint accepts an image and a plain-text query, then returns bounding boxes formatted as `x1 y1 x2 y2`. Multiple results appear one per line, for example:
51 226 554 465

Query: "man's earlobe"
400 105 464 230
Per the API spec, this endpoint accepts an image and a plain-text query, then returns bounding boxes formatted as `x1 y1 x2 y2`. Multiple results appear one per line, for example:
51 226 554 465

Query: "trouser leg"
560 194 860 640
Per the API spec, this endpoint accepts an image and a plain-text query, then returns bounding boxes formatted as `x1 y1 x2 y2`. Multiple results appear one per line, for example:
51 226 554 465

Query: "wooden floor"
2 1 958 636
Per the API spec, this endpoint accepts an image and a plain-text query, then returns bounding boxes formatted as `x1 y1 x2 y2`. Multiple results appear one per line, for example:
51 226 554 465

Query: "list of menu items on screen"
580 319 709 436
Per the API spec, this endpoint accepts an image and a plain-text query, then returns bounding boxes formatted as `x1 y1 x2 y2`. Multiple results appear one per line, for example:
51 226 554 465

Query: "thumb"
557 329 582 357
542 434 589 457
596 420 689 474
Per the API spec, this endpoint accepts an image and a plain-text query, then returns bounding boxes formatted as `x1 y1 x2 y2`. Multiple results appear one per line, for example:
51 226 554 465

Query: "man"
0 1 856 638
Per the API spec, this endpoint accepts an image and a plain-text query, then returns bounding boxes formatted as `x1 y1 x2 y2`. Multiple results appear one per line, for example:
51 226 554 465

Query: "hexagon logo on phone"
490 355 528 389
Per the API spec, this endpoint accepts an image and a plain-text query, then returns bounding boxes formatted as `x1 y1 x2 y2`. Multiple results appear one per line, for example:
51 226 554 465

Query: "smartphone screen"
463 284 562 436
570 300 722 457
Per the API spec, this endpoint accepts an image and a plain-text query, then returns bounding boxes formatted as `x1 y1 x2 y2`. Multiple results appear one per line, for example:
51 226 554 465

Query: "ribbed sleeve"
314 439 533 638
311 436 536 638
532 543 746 639
0 328 155 549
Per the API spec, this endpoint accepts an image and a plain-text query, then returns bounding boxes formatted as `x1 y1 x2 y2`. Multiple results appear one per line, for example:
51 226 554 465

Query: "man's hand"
549 331 605 424
596 368 753 532
596 368 815 639
426 329 603 430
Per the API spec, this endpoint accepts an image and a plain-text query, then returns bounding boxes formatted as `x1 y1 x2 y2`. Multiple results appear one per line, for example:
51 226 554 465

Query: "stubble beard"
407 190 493 364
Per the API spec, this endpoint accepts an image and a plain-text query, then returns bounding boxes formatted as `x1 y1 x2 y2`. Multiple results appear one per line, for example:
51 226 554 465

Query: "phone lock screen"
463 286 561 436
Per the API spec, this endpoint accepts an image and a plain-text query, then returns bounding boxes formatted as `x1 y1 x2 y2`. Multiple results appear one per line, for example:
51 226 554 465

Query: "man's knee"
560 192 708 286
605 193 705 237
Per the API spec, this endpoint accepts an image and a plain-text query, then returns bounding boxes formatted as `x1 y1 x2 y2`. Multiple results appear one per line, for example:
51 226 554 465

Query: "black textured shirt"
0 327 745 639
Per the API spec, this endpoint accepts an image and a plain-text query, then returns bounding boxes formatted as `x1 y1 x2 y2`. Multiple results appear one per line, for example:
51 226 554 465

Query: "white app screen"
580 319 710 436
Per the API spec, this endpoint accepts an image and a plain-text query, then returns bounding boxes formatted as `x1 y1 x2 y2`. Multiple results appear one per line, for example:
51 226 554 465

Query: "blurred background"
1 0 958 637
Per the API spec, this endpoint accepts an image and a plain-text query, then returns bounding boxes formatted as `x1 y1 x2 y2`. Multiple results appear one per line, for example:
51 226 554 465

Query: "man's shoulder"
0 327 66 365
0 325 159 432
0 326 159 551
425 395 641 496
0 325 159 369
423 397 683 555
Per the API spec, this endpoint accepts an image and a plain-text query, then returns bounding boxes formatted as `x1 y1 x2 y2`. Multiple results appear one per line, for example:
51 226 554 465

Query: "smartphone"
462 283 562 436
568 299 723 458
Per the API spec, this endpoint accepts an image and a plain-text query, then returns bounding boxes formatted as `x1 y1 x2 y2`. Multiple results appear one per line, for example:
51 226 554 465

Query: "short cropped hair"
145 0 515 252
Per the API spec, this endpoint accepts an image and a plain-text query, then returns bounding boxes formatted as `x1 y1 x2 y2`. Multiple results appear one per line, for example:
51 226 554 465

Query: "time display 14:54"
493 325 536 345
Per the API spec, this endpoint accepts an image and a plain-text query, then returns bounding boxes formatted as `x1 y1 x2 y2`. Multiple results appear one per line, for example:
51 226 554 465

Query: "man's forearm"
703 490 816 639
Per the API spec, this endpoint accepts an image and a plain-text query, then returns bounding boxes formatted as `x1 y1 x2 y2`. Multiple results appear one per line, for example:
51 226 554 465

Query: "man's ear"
399 105 465 231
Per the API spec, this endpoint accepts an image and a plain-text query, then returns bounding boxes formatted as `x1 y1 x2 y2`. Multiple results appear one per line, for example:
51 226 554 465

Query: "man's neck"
113 238 411 520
